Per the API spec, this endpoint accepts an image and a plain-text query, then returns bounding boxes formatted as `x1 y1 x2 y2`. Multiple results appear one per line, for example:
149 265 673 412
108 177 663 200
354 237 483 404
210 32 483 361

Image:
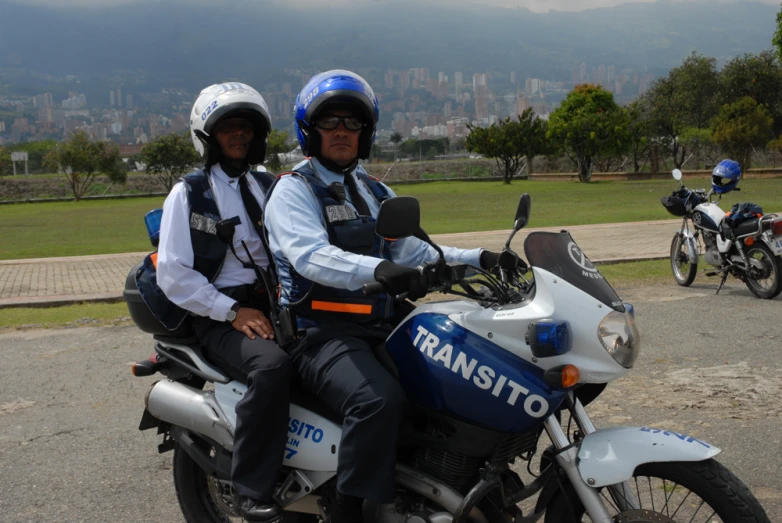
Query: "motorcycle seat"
153 337 231 384
721 217 761 240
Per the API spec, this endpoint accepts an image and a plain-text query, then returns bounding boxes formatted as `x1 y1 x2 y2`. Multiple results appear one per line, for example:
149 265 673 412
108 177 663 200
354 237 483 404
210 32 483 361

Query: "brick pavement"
0 219 682 308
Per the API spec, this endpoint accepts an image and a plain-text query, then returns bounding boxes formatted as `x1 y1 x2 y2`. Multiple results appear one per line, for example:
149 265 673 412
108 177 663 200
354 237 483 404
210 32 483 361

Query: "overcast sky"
12 0 781 12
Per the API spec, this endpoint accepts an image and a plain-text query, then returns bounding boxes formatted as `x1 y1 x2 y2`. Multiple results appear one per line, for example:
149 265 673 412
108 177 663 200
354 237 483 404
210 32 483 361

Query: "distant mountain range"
0 0 777 96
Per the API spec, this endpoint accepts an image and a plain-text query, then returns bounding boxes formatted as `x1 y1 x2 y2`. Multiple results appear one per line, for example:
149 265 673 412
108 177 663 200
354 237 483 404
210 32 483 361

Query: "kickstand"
715 271 729 295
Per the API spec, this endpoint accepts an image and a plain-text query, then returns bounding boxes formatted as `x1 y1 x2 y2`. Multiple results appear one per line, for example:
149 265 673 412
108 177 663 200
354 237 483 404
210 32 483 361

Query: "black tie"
238 174 266 239
343 173 372 216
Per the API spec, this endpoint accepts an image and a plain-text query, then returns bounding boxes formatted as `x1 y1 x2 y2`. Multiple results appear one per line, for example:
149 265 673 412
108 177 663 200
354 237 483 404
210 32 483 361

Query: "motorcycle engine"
702 232 722 267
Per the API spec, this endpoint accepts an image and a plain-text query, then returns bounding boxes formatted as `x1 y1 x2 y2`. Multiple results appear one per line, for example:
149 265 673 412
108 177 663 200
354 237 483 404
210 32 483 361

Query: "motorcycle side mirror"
375 196 446 262
513 193 531 231
505 193 532 249
375 196 421 240
672 169 683 182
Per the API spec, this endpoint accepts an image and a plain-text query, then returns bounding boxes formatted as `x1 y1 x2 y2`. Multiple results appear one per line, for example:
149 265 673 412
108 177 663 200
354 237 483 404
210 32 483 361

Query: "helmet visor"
314 116 365 132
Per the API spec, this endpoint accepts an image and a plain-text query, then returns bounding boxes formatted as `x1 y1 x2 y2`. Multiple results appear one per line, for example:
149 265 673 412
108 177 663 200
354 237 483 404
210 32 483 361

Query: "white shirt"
157 164 270 322
265 158 483 303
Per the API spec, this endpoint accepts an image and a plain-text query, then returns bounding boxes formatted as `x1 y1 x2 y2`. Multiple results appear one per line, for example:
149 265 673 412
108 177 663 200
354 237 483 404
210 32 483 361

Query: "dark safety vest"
136 168 275 331
270 167 394 329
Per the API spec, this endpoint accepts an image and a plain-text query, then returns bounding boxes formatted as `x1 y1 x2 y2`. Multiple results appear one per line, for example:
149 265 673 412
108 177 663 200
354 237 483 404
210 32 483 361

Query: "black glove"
480 250 501 270
374 261 428 300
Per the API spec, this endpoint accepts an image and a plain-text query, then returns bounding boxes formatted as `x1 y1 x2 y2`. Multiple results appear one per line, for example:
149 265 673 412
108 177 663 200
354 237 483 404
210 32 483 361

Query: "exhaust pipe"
146 380 235 450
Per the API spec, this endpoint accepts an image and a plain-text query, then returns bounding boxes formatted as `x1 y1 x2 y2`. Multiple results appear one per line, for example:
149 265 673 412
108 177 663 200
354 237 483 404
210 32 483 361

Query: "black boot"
330 491 364 523
234 495 284 523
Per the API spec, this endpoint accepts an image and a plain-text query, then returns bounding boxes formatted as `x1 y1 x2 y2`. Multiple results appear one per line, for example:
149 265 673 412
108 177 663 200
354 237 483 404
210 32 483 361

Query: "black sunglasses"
314 116 365 131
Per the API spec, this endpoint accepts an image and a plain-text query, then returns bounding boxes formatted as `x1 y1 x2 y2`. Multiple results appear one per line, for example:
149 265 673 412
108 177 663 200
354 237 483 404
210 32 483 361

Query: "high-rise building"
110 90 116 106
282 83 292 97
607 65 616 84
580 63 588 82
454 72 463 86
472 73 487 91
0 122 5 132
384 71 395 89
399 70 411 89
33 93 53 108
126 94 133 109
117 87 123 108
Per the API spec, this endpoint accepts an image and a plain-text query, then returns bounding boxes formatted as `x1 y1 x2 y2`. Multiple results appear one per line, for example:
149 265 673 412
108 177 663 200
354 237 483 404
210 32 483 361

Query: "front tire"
744 243 782 299
543 459 770 523
670 233 697 287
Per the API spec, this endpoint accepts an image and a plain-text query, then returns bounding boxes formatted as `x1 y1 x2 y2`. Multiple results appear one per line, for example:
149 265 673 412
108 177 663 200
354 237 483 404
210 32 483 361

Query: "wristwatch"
226 302 241 323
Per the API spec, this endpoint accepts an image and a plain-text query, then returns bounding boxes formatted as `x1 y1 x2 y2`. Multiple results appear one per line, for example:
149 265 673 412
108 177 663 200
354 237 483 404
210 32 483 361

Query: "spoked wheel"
670 234 697 287
744 243 782 299
543 459 770 523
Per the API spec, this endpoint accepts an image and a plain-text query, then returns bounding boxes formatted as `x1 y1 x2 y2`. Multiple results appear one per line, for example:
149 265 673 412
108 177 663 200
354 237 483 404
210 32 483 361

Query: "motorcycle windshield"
523 231 625 313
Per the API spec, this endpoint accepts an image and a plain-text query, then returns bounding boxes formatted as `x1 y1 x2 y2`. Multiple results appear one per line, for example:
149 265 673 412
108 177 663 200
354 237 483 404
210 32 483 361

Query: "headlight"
598 309 640 368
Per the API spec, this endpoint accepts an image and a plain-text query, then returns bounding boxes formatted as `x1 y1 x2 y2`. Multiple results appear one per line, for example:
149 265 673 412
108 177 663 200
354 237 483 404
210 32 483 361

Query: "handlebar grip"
362 282 387 296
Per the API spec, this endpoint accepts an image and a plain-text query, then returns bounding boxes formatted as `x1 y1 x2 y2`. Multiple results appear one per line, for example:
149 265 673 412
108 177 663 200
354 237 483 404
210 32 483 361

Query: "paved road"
1 280 780 522
0 219 679 307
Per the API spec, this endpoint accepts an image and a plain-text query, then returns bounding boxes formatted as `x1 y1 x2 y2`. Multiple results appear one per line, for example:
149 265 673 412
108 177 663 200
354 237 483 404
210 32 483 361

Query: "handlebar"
362 282 387 296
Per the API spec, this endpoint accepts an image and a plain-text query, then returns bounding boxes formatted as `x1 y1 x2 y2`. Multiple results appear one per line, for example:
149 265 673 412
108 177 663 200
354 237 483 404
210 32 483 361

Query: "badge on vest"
326 205 358 223
190 213 217 235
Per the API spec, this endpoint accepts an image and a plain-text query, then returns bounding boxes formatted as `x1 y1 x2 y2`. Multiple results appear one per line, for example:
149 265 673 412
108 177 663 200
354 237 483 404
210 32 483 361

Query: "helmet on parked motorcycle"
293 70 379 160
190 82 272 166
711 159 741 195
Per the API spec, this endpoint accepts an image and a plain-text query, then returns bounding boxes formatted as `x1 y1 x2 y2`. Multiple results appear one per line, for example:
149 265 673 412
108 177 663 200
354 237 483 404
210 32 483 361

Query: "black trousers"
291 335 406 504
193 316 291 501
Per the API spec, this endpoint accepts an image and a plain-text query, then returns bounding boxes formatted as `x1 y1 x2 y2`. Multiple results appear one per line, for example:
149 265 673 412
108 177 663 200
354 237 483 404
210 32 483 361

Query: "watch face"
227 310 236 322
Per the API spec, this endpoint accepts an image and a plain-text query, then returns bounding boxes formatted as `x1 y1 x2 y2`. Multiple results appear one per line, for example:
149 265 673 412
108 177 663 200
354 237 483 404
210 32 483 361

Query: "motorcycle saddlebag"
123 260 194 338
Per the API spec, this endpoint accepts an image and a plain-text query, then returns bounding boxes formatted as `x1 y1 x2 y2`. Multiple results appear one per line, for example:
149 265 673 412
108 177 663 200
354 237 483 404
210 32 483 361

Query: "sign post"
10 151 29 176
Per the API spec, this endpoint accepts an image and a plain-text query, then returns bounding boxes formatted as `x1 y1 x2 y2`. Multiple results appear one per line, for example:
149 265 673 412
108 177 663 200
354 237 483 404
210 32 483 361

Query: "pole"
12 160 16 177
419 139 422 180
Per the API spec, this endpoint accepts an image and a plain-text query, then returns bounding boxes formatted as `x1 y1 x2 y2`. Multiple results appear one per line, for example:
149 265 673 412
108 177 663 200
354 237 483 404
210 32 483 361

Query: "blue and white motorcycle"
127 194 770 523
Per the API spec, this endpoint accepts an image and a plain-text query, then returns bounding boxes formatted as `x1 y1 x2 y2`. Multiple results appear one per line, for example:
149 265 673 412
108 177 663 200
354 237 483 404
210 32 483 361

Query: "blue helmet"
712 159 741 194
294 70 379 160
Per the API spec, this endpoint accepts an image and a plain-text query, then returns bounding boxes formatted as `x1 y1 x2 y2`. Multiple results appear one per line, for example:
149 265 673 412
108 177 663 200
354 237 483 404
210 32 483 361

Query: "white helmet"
189 82 272 165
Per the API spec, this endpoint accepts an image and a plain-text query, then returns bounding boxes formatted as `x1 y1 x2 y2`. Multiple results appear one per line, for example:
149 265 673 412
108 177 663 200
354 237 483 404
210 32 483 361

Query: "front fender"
577 427 721 488
681 229 699 264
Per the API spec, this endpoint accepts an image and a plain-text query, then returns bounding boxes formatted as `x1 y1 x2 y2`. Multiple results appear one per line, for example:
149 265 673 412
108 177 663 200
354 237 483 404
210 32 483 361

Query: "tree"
711 97 773 170
140 131 201 192
389 132 403 146
624 99 651 173
465 109 548 184
719 51 782 132
265 130 292 173
547 84 628 182
679 127 718 169
645 52 719 169
773 4 782 64
43 130 123 200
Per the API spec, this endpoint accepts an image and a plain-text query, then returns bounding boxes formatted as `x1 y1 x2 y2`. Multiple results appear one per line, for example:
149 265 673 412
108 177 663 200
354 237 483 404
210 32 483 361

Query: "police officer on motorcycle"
154 82 288 522
264 70 504 523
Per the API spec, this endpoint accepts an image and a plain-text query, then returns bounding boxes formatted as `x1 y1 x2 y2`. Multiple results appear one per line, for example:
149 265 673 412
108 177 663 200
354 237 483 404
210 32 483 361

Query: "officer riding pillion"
151 83 289 522
264 70 508 523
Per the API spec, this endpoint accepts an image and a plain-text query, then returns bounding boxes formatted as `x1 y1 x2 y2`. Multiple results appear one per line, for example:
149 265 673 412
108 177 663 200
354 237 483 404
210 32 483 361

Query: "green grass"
2 178 782 260
0 302 132 330
0 197 165 259
393 178 782 234
0 260 672 330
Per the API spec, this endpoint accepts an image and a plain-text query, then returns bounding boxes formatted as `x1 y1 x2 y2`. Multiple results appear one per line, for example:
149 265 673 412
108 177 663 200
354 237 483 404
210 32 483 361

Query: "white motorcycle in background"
661 168 782 298
125 194 771 523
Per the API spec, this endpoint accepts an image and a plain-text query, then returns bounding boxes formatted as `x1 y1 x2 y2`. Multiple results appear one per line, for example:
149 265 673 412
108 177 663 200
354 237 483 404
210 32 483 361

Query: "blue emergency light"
526 320 571 358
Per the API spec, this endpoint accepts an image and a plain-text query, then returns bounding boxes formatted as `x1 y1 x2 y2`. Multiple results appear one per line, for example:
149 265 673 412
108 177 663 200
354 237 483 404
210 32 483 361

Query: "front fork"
680 218 699 264
543 394 640 522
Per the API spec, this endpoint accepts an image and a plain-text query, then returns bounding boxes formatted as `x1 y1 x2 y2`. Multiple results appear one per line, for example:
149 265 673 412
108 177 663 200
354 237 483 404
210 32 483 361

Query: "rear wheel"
670 234 697 287
543 459 770 523
173 440 320 523
744 243 782 299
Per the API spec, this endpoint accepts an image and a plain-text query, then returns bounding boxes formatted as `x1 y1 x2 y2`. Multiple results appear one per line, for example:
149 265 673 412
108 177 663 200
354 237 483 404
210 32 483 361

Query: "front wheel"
543 459 770 523
670 233 697 287
744 243 782 299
